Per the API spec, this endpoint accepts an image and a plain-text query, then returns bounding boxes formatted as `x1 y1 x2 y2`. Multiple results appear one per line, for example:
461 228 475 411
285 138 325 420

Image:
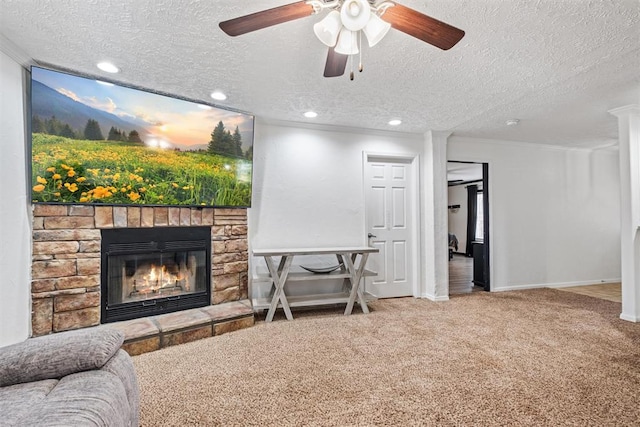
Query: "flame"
142 264 180 290
124 256 197 302
130 261 191 294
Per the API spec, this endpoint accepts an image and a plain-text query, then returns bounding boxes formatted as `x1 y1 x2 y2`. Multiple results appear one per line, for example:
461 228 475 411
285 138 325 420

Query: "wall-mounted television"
30 66 254 207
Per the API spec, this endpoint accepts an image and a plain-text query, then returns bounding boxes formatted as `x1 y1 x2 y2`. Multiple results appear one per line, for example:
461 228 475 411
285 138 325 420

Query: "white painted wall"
248 121 425 298
448 136 621 290
0 50 31 346
249 126 621 299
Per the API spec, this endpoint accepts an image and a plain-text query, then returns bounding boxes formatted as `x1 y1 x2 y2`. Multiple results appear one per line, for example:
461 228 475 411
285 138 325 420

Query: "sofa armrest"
0 328 124 387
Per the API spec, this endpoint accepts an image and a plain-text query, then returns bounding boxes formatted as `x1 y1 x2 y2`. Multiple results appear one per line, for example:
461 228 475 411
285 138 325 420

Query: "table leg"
343 252 370 315
277 255 287 273
264 255 294 322
354 253 370 315
336 254 350 292
267 256 288 299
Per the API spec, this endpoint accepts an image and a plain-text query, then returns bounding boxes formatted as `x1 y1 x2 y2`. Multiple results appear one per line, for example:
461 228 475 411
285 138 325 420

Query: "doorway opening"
447 161 490 294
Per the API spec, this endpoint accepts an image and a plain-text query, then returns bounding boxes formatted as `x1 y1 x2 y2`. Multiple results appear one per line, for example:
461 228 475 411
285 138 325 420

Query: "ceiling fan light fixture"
363 13 391 47
313 10 342 47
334 28 359 55
340 0 371 31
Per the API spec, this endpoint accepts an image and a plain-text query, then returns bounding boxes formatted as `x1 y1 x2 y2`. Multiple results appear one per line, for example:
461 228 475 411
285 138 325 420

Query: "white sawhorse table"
252 247 379 322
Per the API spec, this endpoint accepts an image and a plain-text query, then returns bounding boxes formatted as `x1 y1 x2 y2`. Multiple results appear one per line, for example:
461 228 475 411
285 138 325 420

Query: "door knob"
368 233 377 238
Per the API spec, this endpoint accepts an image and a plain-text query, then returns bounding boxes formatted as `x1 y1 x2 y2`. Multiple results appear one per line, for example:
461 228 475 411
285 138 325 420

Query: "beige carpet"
133 289 639 426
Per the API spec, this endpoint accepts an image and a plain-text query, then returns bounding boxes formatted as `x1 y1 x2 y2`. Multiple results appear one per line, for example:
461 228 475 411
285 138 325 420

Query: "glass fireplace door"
107 250 206 306
101 226 211 323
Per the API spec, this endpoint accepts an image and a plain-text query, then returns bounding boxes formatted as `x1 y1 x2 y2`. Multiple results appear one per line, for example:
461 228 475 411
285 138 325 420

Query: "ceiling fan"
219 0 465 79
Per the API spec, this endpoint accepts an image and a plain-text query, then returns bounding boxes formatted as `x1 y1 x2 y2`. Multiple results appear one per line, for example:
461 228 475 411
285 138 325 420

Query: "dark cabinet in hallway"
472 242 485 287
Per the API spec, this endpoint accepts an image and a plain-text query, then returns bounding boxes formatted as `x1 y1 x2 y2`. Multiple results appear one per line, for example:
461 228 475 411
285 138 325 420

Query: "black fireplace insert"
101 227 211 323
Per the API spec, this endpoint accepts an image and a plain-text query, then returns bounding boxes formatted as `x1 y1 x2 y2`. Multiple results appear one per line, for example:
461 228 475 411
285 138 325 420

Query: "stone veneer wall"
31 204 248 336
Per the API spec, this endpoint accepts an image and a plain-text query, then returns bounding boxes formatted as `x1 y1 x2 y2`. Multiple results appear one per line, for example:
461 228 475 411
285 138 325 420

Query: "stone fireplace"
31 204 249 337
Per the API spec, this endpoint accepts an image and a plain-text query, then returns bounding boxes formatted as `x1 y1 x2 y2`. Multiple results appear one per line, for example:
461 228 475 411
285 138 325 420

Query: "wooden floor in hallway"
556 283 622 303
449 254 621 303
449 253 483 295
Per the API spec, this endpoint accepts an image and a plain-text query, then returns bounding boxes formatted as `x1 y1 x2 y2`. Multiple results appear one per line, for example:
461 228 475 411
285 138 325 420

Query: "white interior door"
365 156 415 298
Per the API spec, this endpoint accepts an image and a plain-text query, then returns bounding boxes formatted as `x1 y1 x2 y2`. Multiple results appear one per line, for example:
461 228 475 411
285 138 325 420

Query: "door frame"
362 151 421 298
446 159 493 292
481 163 491 291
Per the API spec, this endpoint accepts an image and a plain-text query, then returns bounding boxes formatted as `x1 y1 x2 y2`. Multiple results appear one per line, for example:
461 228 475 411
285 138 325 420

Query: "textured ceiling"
1 0 638 148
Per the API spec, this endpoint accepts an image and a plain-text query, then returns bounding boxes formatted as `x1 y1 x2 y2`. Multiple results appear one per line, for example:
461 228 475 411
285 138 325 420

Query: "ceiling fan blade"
219 1 315 36
323 48 348 78
381 3 465 50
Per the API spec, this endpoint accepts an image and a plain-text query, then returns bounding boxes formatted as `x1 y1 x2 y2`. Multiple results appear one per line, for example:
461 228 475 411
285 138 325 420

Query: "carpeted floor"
133 289 640 426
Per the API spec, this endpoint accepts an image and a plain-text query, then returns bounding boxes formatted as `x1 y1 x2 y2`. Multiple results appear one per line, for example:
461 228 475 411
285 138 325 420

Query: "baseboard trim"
620 313 639 322
492 279 621 292
545 279 622 288
419 293 450 302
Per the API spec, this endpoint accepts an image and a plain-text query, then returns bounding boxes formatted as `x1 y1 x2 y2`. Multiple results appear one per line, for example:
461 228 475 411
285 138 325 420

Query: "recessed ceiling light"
210 91 227 101
96 62 119 73
506 119 520 126
388 119 402 126
96 80 114 86
304 111 318 118
198 104 213 110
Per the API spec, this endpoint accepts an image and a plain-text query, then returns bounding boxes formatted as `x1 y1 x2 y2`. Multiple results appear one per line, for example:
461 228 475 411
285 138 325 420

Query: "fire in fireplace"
101 226 211 323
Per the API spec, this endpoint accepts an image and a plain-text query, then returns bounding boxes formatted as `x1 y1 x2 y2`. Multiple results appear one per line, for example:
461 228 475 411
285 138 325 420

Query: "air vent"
164 240 207 250
107 242 158 253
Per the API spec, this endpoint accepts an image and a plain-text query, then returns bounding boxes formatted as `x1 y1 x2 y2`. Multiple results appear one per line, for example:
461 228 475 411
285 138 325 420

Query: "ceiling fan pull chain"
350 54 354 81
359 30 363 73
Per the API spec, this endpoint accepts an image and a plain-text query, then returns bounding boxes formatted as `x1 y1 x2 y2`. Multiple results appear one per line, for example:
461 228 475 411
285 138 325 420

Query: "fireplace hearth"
101 226 211 323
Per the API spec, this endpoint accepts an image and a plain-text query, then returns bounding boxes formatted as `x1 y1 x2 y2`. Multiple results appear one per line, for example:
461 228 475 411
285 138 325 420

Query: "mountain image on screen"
31 80 145 139
29 66 254 208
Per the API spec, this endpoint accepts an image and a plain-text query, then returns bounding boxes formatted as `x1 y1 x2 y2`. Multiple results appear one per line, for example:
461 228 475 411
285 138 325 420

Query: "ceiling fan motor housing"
341 0 371 31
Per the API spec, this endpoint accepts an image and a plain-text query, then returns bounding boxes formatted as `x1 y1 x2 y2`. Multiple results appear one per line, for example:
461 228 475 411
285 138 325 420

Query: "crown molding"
256 117 423 140
449 134 616 153
0 34 33 67
608 104 640 117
